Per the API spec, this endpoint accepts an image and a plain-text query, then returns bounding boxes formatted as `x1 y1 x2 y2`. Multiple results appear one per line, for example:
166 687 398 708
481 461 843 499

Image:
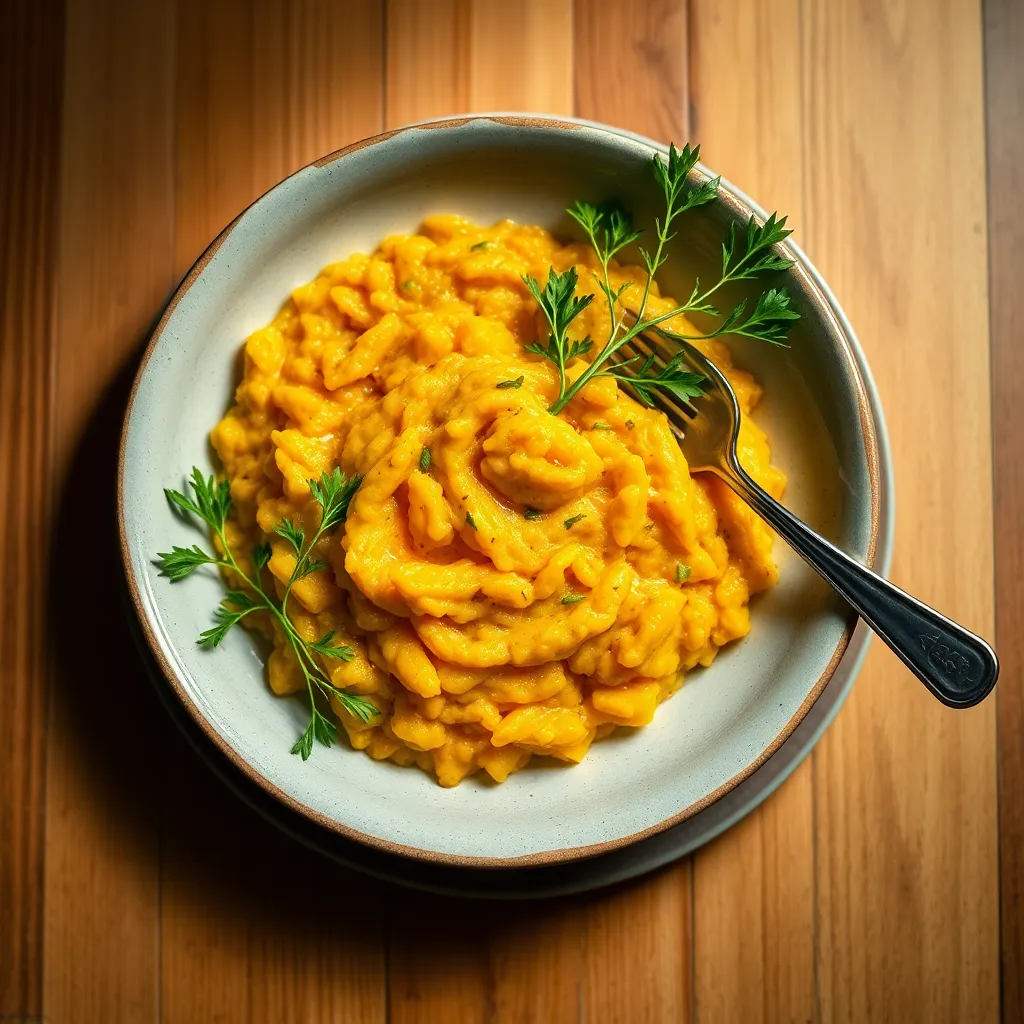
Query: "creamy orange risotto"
210 216 785 786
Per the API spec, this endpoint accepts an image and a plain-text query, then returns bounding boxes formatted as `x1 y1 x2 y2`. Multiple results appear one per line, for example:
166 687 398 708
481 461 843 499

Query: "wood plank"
573 5 695 1023
984 0 1024 1017
0 1 64 1018
468 1 573 115
42 2 176 1022
581 869 691 1023
385 0 571 129
387 892 587 1024
385 0 470 128
803 1 999 1020
161 3 388 1023
574 0 688 141
686 3 816 1022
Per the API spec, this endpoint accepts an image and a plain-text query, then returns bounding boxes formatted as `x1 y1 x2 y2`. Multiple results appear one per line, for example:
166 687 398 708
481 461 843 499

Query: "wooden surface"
0 0 1013 1020
986 0 1024 1020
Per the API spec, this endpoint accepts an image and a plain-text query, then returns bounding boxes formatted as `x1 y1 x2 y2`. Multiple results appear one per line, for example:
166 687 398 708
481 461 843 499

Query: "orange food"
211 215 785 786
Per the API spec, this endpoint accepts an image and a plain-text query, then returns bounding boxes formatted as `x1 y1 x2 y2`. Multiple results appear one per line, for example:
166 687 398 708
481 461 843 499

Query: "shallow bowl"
119 115 884 867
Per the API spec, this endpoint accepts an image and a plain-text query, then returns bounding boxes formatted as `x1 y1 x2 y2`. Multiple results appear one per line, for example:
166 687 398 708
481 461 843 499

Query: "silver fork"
612 328 998 709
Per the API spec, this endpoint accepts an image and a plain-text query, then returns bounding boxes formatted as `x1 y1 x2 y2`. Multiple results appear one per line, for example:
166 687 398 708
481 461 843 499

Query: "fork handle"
721 464 998 708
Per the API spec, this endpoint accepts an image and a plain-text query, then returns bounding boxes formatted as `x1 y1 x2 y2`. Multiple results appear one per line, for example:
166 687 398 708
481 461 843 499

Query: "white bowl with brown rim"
119 115 888 867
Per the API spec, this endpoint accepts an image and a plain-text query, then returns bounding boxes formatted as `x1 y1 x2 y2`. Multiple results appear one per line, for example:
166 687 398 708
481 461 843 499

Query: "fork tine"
650 325 735 396
617 336 700 421
613 338 697 428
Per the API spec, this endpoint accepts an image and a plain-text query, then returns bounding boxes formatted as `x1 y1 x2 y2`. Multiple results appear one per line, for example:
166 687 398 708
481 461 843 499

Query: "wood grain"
385 0 572 129
0 1 64 1018
985 0 1024 1018
686 4 816 1022
574 0 688 141
385 0 470 128
162 3 388 1022
42 1 176 1022
803 1 999 1021
0 1 1010 1020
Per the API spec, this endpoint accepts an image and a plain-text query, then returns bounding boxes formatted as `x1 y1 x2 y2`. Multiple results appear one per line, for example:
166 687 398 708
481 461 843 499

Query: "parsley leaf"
308 468 362 532
523 267 595 398
564 513 587 529
497 376 524 389
274 518 304 554
291 707 338 761
308 630 356 661
333 692 378 724
609 351 707 407
419 446 431 471
252 541 272 574
198 602 255 649
156 544 218 581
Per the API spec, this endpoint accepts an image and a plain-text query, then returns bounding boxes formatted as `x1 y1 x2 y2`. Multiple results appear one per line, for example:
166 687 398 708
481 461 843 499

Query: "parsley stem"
282 519 328 619
634 226 671 328
289 633 322 721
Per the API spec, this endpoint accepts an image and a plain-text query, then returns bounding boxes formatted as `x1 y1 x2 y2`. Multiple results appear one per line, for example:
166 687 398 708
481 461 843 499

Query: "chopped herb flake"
561 593 586 605
497 376 524 390
419 447 431 471
564 513 586 530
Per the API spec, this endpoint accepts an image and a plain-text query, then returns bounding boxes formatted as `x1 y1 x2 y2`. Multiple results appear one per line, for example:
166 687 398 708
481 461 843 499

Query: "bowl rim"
118 114 881 868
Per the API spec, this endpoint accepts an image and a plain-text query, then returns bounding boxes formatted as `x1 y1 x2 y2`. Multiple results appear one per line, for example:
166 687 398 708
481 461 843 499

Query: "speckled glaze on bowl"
119 116 885 868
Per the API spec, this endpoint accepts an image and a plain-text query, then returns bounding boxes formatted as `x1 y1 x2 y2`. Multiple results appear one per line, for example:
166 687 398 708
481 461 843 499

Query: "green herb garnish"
675 562 691 583
419 446 432 471
157 468 377 761
523 268 594 402
522 143 798 413
564 513 586 530
471 240 490 251
465 511 478 530
591 421 614 430
561 593 586 605
524 508 543 521
497 376 524 389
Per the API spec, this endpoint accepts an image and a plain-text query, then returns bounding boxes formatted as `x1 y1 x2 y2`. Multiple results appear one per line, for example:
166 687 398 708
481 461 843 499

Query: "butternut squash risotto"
209 216 785 786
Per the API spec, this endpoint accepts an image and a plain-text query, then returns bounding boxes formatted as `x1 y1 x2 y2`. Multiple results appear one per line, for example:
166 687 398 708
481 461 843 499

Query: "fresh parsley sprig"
157 467 378 761
522 143 799 414
523 267 594 399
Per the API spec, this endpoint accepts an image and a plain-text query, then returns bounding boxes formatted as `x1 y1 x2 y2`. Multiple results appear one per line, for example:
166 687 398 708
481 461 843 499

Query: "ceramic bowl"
119 115 884 867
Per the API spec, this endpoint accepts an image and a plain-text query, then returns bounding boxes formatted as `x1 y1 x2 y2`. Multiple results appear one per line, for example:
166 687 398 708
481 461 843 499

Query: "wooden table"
3 1 1020 1020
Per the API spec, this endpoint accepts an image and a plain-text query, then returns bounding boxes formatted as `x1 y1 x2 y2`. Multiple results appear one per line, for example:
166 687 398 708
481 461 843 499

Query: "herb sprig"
522 143 799 414
157 468 378 761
